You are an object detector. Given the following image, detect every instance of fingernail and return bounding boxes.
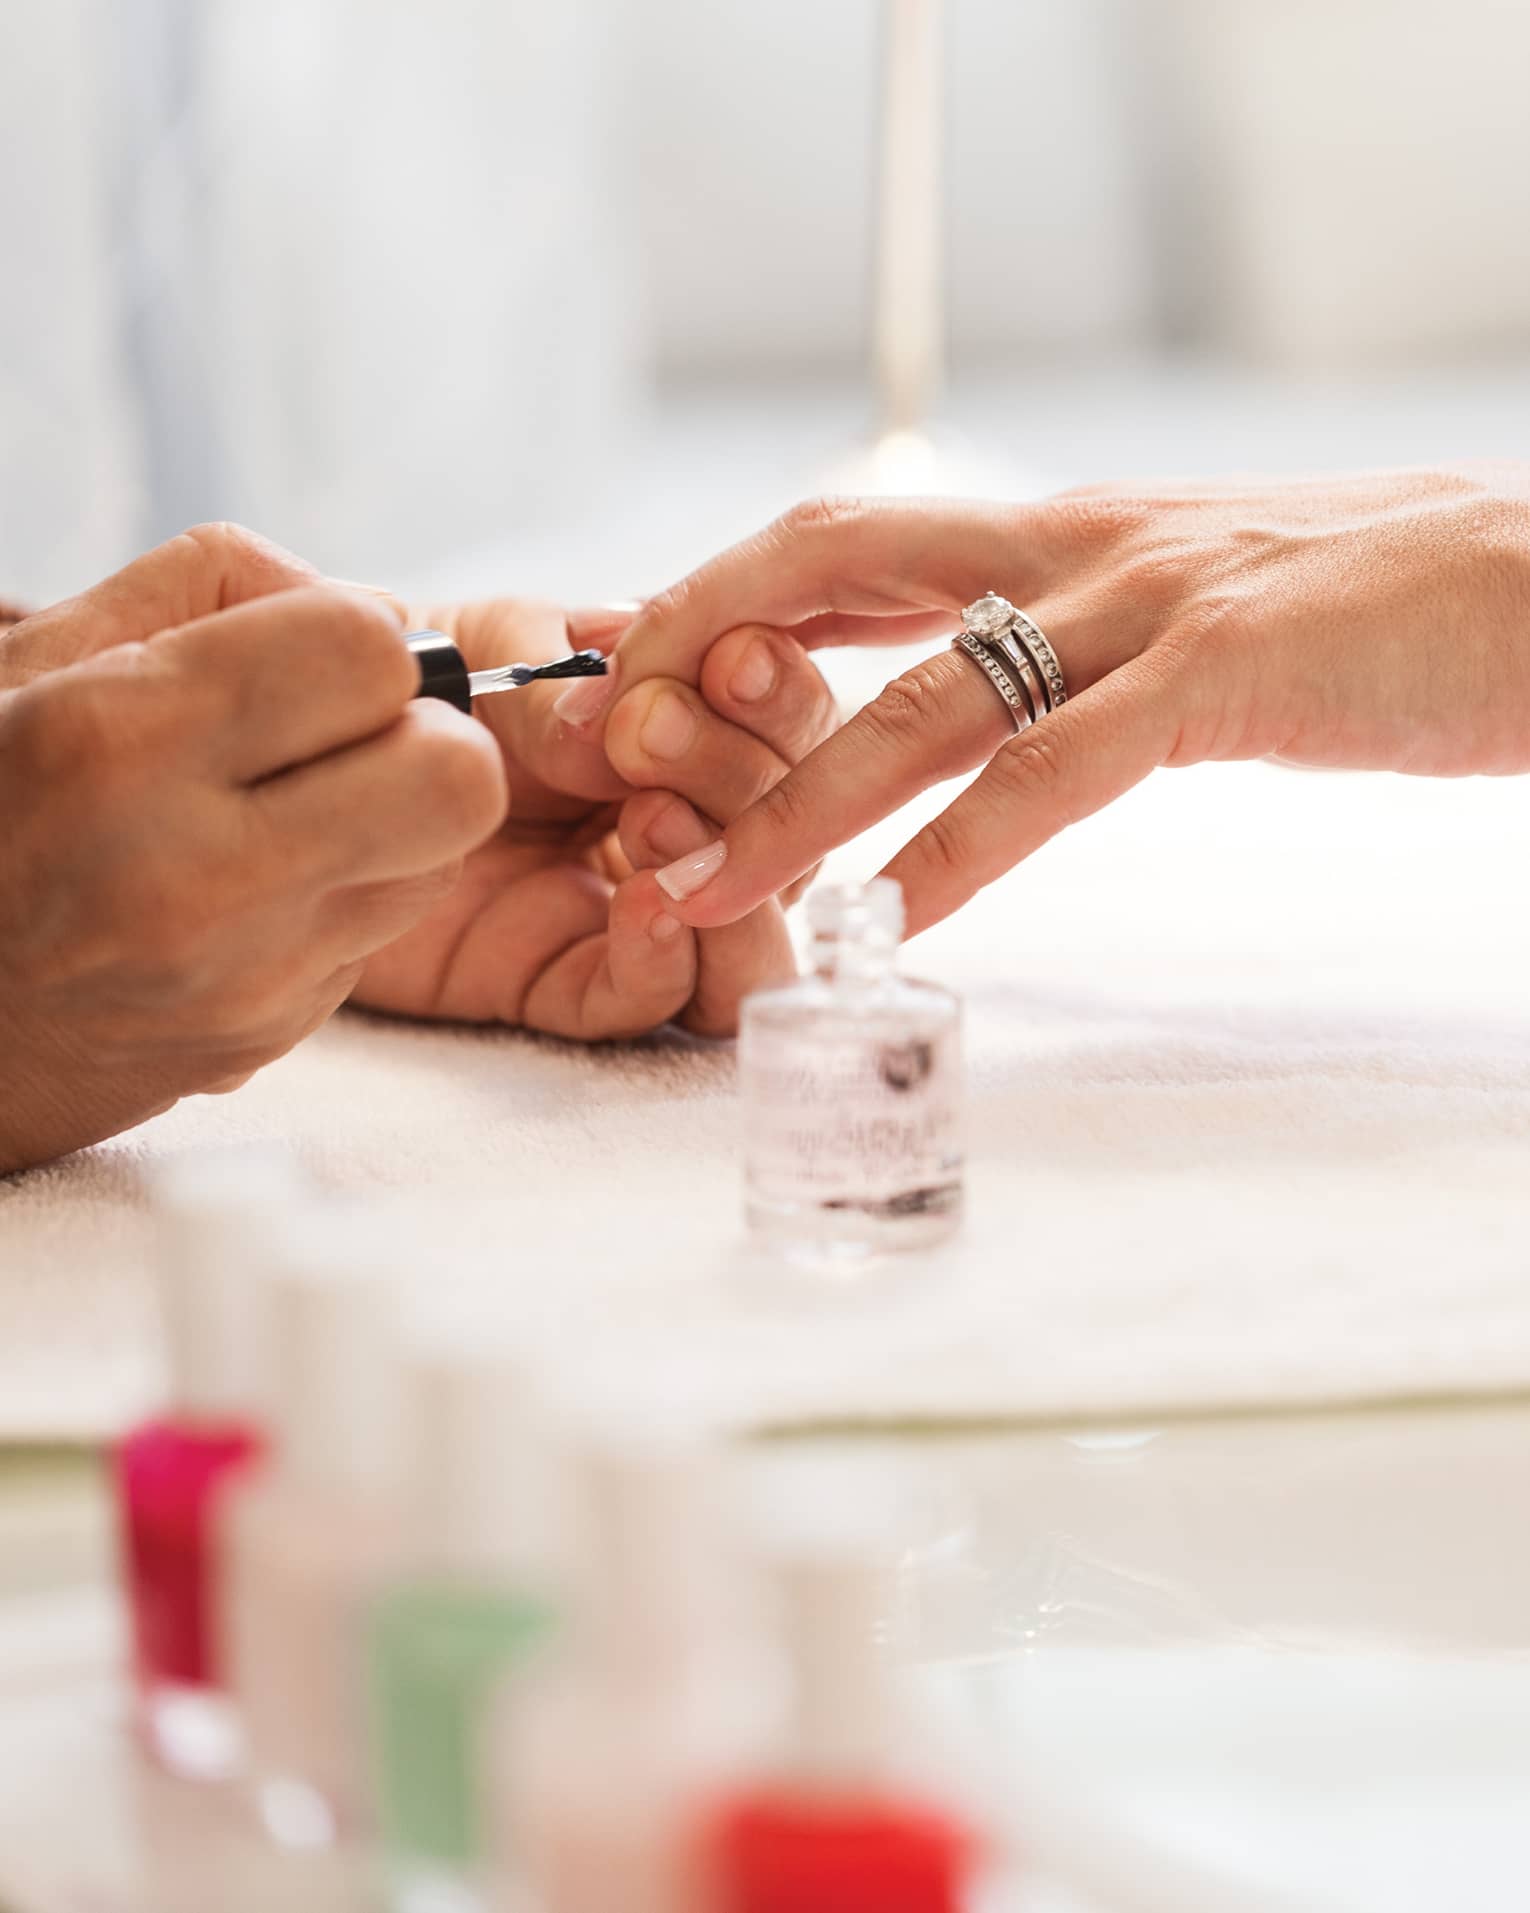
[656,839,727,902]
[727,636,778,705]
[554,673,615,727]
[639,689,699,762]
[567,601,643,645]
[646,796,710,862]
[649,910,685,944]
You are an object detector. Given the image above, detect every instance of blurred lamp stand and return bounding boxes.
[829,0,1021,498]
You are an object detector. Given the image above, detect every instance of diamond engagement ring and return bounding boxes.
[951,593,1069,732]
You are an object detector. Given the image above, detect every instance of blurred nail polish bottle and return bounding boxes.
[113,1146,301,1781]
[368,1328,560,1913]
[702,1537,977,1913]
[739,879,963,1269]
[218,1212,406,1851]
[493,1424,767,1913]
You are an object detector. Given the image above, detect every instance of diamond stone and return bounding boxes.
[963,594,1014,639]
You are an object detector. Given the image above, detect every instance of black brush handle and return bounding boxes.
[405,630,472,713]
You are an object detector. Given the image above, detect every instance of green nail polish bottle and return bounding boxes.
[367,1332,560,1911]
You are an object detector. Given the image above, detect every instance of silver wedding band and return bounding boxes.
[951,593,1069,734]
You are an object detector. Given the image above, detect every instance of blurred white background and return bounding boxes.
[3,0,1530,603]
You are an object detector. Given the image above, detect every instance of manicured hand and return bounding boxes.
[351,601,837,1039]
[555,470,1530,935]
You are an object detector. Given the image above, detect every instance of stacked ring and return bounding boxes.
[951,593,1069,732]
[1009,607,1068,712]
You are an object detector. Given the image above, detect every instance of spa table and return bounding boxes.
[2,1398,1529,1913]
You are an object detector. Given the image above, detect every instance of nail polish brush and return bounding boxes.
[405,629,608,715]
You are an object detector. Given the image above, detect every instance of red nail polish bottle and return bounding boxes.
[703,1540,978,1913]
[113,1149,300,1780]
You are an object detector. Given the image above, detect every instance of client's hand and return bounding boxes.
[556,467,1530,935]
[351,598,836,1039]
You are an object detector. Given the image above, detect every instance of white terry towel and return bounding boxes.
[2,761,1529,1441]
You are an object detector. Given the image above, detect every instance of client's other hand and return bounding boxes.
[352,599,836,1039]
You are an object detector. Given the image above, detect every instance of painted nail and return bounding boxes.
[727,636,778,704]
[645,796,710,862]
[554,672,616,727]
[649,910,685,944]
[639,689,699,761]
[655,839,727,902]
[567,601,643,645]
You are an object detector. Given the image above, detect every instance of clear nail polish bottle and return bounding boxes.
[368,1328,560,1913]
[217,1213,407,1851]
[113,1148,299,1781]
[739,879,963,1269]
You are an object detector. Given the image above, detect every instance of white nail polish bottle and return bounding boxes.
[489,1423,766,1913]
[739,879,963,1269]
[217,1211,407,1851]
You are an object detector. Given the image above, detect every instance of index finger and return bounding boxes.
[651,646,1010,927]
[5,522,321,684]
[553,494,1067,725]
[160,585,417,782]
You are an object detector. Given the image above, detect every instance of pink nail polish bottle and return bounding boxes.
[113,1148,302,1781]
[701,1536,980,1913]
[491,1424,769,1913]
[218,1212,407,1851]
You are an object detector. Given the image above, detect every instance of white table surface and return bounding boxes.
[3,1397,1530,1913]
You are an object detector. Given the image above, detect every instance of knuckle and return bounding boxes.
[915,806,974,884]
[856,655,973,776]
[984,724,1070,816]
[860,662,942,747]
[776,493,865,544]
[183,519,261,562]
[634,578,690,635]
[176,520,315,597]
[753,763,815,843]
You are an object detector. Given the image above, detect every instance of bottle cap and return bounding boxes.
[406,629,473,712]
[149,1145,307,1421]
[806,878,904,946]
[402,1318,557,1581]
[266,1207,402,1500]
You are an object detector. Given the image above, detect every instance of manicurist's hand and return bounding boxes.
[0,525,507,1173]
[556,467,1530,935]
[352,599,837,1040]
